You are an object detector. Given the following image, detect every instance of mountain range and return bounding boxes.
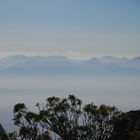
[0,55,140,75]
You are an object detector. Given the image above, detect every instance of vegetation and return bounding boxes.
[110,110,140,140]
[8,95,120,140]
[0,124,8,140]
[6,95,140,140]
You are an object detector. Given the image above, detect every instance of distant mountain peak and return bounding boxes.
[98,56,127,64]
[133,56,140,61]
[0,55,140,76]
[45,55,69,62]
[101,56,116,59]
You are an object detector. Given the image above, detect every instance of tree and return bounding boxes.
[110,110,140,140]
[9,95,120,140]
[81,104,119,140]
[0,124,8,140]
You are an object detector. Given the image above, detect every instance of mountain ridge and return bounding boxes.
[0,55,140,75]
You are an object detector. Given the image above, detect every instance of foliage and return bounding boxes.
[0,123,8,140]
[8,95,120,140]
[110,110,140,140]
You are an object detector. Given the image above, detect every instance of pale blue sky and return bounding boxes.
[0,0,140,59]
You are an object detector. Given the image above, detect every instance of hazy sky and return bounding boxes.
[0,0,140,59]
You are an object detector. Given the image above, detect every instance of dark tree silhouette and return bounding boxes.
[110,110,140,140]
[9,95,120,140]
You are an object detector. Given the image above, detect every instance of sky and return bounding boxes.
[0,0,140,59]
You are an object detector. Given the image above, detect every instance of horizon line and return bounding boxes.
[0,54,140,61]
